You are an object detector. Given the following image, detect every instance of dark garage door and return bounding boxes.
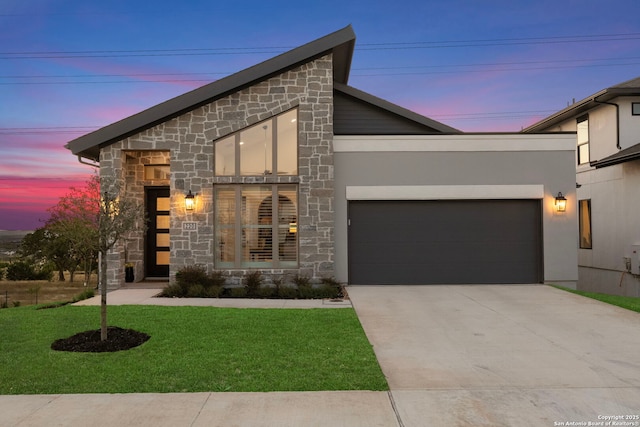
[348,200,542,285]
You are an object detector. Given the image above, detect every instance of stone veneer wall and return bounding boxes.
[99,54,335,289]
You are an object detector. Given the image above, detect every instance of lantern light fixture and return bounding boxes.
[554,192,567,212]
[185,190,195,211]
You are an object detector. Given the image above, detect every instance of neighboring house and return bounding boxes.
[66,26,578,289]
[524,77,640,297]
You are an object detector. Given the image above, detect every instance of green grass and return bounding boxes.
[552,285,640,313]
[0,305,388,394]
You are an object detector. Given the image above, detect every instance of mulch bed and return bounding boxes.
[51,327,150,353]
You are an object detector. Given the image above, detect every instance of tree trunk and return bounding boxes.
[58,269,65,281]
[100,250,108,341]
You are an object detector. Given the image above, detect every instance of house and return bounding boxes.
[66,26,578,289]
[523,77,640,297]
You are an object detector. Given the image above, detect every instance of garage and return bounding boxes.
[348,199,543,285]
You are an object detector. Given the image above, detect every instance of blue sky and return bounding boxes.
[2,0,640,229]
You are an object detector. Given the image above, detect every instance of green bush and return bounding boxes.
[229,287,247,298]
[187,284,206,298]
[244,271,263,297]
[6,260,53,281]
[159,284,183,298]
[256,286,275,298]
[277,286,299,299]
[73,288,95,302]
[321,277,344,299]
[166,265,227,298]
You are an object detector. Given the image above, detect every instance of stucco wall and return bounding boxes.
[100,54,335,288]
[333,134,579,286]
[544,97,640,296]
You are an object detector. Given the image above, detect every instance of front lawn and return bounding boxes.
[0,305,387,394]
[552,285,640,313]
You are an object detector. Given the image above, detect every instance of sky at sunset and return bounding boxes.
[2,0,640,230]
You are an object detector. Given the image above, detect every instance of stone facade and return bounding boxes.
[99,54,335,289]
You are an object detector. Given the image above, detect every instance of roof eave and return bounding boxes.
[523,85,640,133]
[67,25,357,159]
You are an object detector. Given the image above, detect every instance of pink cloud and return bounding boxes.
[0,175,91,230]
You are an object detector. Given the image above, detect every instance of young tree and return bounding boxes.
[97,177,146,340]
[46,175,100,284]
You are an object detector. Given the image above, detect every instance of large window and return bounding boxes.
[633,103,640,116]
[577,115,589,165]
[215,185,297,268]
[579,199,592,249]
[214,108,299,268]
[215,108,298,176]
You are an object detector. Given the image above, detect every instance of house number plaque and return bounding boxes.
[183,222,197,231]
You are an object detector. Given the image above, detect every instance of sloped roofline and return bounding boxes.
[66,26,356,161]
[591,141,640,168]
[523,76,640,133]
[334,83,461,133]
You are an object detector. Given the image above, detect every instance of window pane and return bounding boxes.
[578,143,590,164]
[156,215,170,229]
[277,109,298,175]
[215,136,235,176]
[240,122,272,176]
[145,165,170,180]
[579,200,592,249]
[156,233,170,248]
[278,186,297,263]
[215,187,236,266]
[156,251,170,265]
[577,118,589,144]
[242,186,273,264]
[633,103,640,115]
[156,197,170,212]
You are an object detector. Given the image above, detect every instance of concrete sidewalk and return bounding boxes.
[73,288,352,308]
[0,392,399,427]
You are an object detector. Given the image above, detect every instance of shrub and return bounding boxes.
[229,287,247,298]
[244,271,263,297]
[72,289,95,302]
[187,284,206,298]
[159,284,183,298]
[292,274,310,287]
[166,265,227,298]
[256,286,275,298]
[277,286,299,299]
[6,260,53,281]
[321,277,344,299]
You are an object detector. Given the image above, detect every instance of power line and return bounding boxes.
[1,32,639,59]
[2,55,637,80]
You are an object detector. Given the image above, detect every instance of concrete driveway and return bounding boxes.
[348,285,640,426]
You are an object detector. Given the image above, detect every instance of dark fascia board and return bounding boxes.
[523,79,640,133]
[66,26,357,161]
[592,141,640,168]
[334,83,462,134]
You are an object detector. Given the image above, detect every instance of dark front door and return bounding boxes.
[146,187,170,278]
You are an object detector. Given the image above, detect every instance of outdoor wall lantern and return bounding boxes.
[185,190,195,211]
[554,192,567,212]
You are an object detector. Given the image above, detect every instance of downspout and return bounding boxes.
[77,155,100,168]
[594,96,620,149]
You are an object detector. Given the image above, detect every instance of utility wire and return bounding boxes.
[1,32,639,59]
